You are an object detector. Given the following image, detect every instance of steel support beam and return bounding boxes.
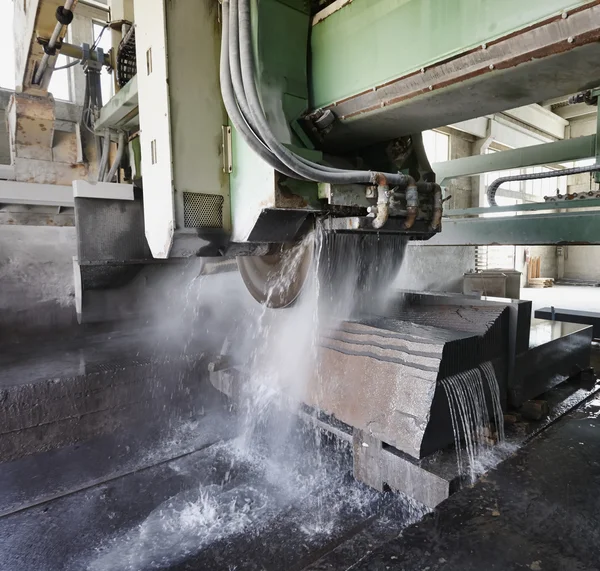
[424,211,600,246]
[444,198,600,217]
[0,180,73,207]
[95,75,139,131]
[434,136,596,184]
[313,1,600,150]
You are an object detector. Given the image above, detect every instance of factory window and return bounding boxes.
[422,130,450,163]
[48,53,73,101]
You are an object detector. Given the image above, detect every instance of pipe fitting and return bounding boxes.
[430,184,443,231]
[403,184,419,229]
[372,184,390,229]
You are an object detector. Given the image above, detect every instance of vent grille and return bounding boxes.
[183,192,224,228]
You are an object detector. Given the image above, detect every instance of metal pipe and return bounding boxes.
[34,0,76,85]
[97,130,111,182]
[430,184,443,230]
[104,131,125,182]
[57,42,111,66]
[372,178,390,229]
[402,183,419,229]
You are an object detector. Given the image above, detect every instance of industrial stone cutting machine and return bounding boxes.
[12,0,600,310]
[8,0,600,503]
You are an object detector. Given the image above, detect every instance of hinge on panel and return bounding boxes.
[222,125,232,174]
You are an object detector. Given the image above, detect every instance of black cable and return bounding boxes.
[487,163,600,206]
[92,23,110,50]
[53,58,80,71]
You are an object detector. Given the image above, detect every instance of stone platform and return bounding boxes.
[0,326,212,462]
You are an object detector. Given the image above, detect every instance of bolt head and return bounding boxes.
[562,11,568,19]
[568,36,574,43]
[489,64,495,70]
[481,43,487,50]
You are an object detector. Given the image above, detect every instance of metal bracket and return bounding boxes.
[221,125,232,173]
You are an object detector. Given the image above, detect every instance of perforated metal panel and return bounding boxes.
[183,192,224,228]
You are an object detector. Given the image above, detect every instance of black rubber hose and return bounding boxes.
[229,0,338,178]
[220,0,299,178]
[487,163,600,206]
[230,1,350,180]
[227,0,301,177]
[237,0,410,186]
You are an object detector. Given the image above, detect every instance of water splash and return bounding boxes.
[441,361,505,482]
[88,435,429,571]
[89,226,419,570]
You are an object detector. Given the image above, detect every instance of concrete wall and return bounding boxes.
[395,244,476,294]
[563,246,600,282]
[0,225,77,337]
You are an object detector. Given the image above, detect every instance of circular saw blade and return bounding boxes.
[237,242,313,308]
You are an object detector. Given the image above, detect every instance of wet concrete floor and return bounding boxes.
[1,341,600,570]
[2,390,600,570]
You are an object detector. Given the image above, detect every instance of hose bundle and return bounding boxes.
[219,0,411,187]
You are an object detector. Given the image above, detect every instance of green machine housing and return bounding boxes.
[106,0,600,305]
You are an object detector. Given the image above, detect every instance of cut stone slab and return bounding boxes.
[308,318,484,459]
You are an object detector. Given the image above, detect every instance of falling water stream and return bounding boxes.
[441,361,506,482]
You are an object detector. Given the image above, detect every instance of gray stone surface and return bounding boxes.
[0,225,77,338]
[0,327,210,462]
[353,430,450,509]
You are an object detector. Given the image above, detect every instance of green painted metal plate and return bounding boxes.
[434,136,597,183]
[425,211,600,246]
[311,0,589,108]
[444,198,600,217]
